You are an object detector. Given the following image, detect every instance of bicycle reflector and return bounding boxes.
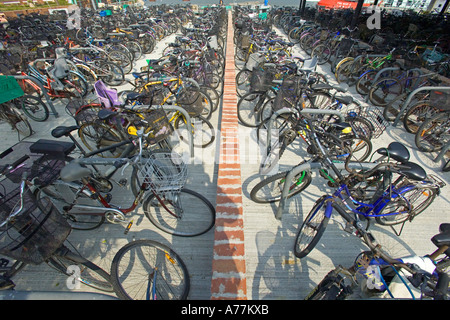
[342,127,352,134]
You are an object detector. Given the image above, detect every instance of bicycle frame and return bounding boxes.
[323,181,416,222]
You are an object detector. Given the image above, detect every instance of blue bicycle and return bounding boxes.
[294,118,445,259]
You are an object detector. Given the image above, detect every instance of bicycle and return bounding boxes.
[36,129,215,236]
[133,75,215,148]
[0,153,113,293]
[19,60,88,102]
[293,119,445,258]
[305,223,449,300]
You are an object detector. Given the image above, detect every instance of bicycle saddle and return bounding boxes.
[335,95,353,105]
[431,228,450,251]
[310,83,348,93]
[440,223,450,233]
[376,142,410,163]
[51,125,80,138]
[98,109,118,121]
[60,162,91,182]
[397,161,427,181]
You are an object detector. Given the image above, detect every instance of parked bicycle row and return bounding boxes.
[0,5,227,300]
[271,6,450,170]
[233,6,449,300]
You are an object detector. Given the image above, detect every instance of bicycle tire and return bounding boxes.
[107,50,133,74]
[78,121,124,157]
[415,112,450,152]
[237,92,271,127]
[20,95,49,122]
[375,185,437,226]
[48,249,113,292]
[334,57,354,80]
[97,61,125,87]
[311,44,332,65]
[355,70,377,96]
[250,170,312,203]
[403,101,441,134]
[36,182,106,230]
[369,77,403,107]
[142,188,215,237]
[174,115,215,148]
[236,69,252,98]
[335,60,356,84]
[7,103,33,137]
[294,196,330,259]
[110,240,190,300]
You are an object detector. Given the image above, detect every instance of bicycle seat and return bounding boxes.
[60,162,92,182]
[51,125,80,138]
[376,142,410,163]
[397,161,427,181]
[125,92,146,102]
[335,95,353,105]
[440,223,450,233]
[30,139,75,157]
[431,229,450,250]
[98,109,118,121]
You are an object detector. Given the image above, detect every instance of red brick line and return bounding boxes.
[211,11,247,300]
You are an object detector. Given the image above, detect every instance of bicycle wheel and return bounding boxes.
[48,247,113,292]
[311,44,332,65]
[142,188,215,237]
[250,170,312,203]
[107,50,133,74]
[335,60,354,84]
[369,77,403,106]
[356,70,377,96]
[174,115,215,148]
[19,95,49,122]
[78,121,124,157]
[341,135,372,162]
[382,93,408,122]
[6,102,33,137]
[415,112,450,152]
[294,196,330,259]
[237,92,271,127]
[236,69,252,98]
[404,101,441,134]
[36,182,106,230]
[110,240,190,300]
[375,185,437,226]
[96,61,125,87]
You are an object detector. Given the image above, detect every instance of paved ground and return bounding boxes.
[0,14,449,300]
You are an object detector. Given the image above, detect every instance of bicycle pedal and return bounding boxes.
[118,178,127,187]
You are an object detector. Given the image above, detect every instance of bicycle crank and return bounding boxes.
[105,210,127,224]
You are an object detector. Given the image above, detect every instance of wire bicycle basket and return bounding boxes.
[136,151,188,195]
[0,180,71,265]
[140,106,173,145]
[273,76,300,112]
[250,63,276,92]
